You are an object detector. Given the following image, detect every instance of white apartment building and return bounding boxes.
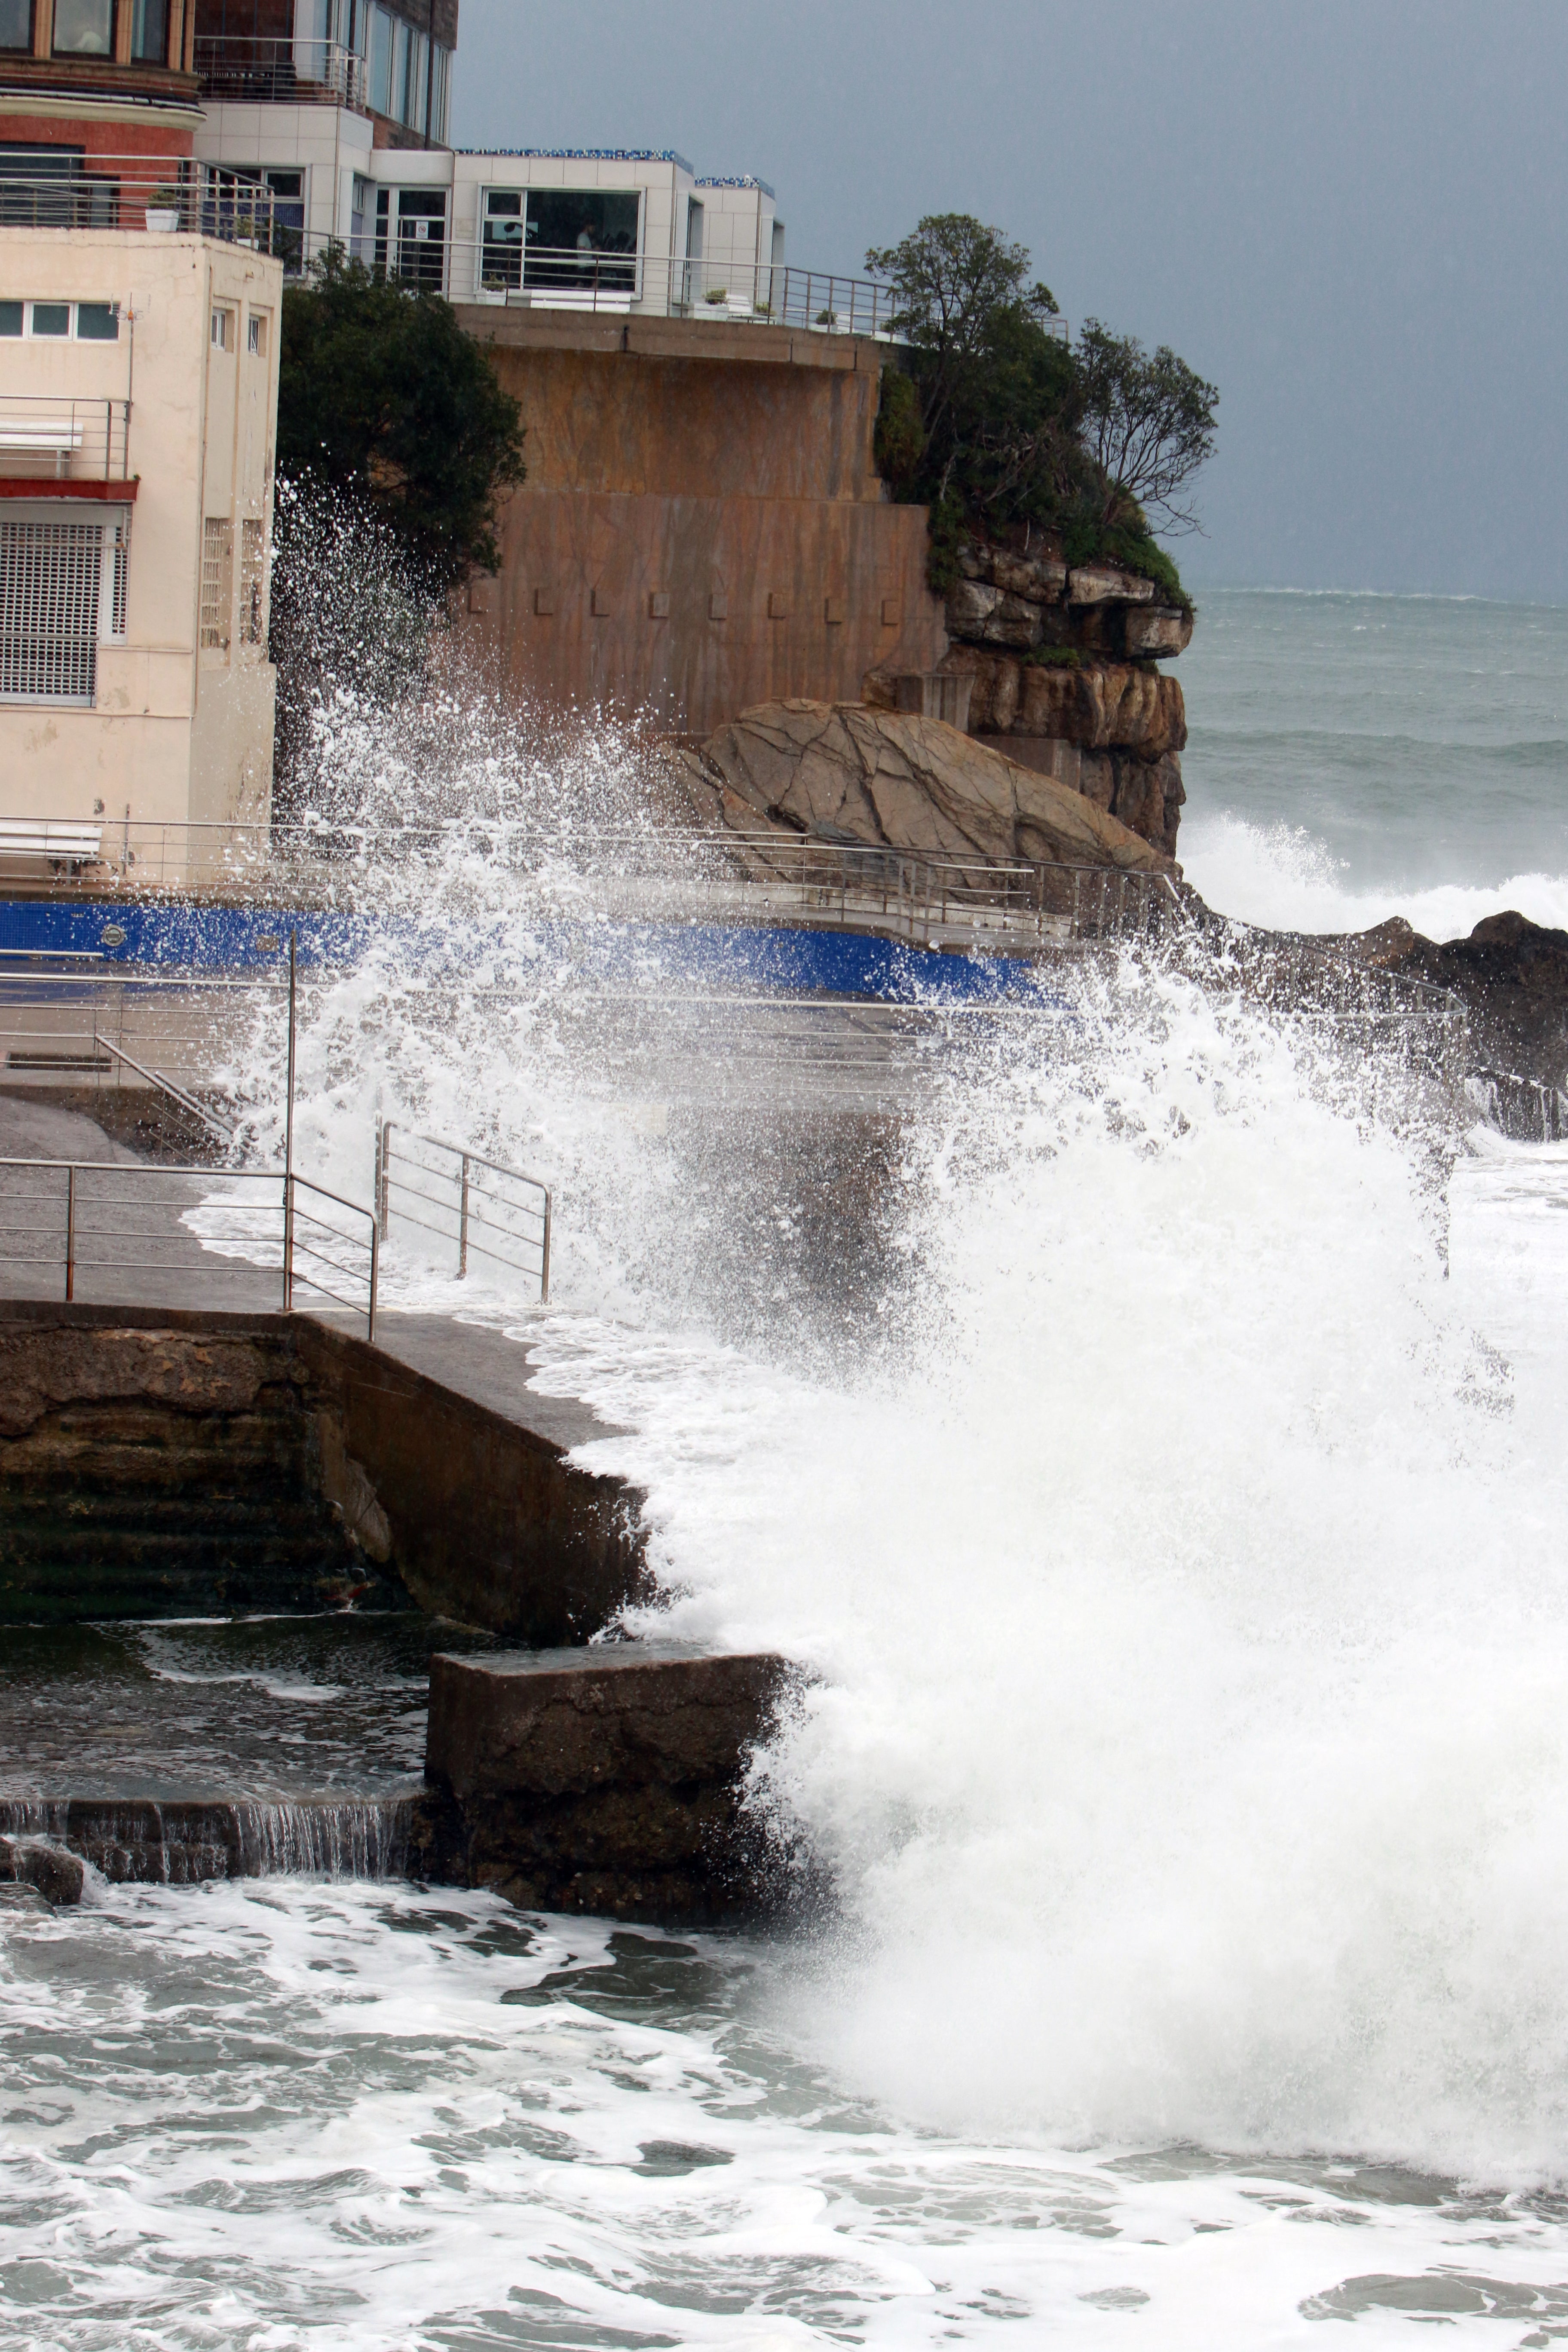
[192,104,786,319]
[0,230,282,853]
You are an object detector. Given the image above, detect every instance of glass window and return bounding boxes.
[391,17,408,119]
[31,301,70,336]
[76,301,118,340]
[394,187,444,288]
[0,301,21,336]
[408,29,427,132]
[429,43,449,144]
[0,0,31,52]
[52,0,113,53]
[130,0,165,61]
[368,3,390,113]
[481,188,523,290]
[524,191,640,292]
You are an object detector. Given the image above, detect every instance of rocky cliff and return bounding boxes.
[665,700,1173,877]
[876,531,1194,862]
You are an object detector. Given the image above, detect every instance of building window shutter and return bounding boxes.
[200,516,233,652]
[239,518,267,646]
[0,518,103,702]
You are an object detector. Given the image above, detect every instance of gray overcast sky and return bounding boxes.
[451,1,1568,602]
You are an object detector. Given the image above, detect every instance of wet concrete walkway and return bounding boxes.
[0,1093,622,1457]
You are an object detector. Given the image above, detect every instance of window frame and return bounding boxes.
[51,0,115,58]
[0,300,121,341]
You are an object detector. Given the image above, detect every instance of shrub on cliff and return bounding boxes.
[277,246,526,596]
[867,215,1215,600]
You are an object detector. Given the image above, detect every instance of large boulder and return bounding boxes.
[665,700,1174,874]
[1348,910,1568,1093]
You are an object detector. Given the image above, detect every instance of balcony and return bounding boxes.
[193,35,365,109]
[0,153,293,260]
[0,398,133,497]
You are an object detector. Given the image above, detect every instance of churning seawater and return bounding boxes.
[1178,588,1568,936]
[6,594,1568,2350]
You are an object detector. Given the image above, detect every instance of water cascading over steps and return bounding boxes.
[0,1795,415,1883]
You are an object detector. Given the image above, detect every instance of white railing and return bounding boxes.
[0,817,1180,951]
[0,1157,377,1335]
[0,152,284,248]
[0,397,130,483]
[376,1122,550,1302]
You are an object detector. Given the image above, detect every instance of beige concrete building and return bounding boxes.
[0,227,282,857]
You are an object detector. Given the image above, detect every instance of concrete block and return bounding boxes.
[426,1645,797,1925]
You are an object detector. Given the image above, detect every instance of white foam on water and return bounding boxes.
[1179,808,1568,938]
[10,1877,1568,2350]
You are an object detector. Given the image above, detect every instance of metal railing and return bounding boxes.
[0,153,284,248]
[376,1121,550,1302]
[91,1028,235,1143]
[0,1157,378,1335]
[0,396,130,482]
[0,816,1179,951]
[195,34,367,107]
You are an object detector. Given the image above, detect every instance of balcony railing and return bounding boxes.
[194,34,366,107]
[0,153,285,250]
[0,396,130,481]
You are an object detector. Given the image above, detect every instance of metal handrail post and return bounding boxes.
[64,1164,75,1301]
[540,1189,551,1305]
[367,1217,378,1342]
[282,929,296,1311]
[458,1152,470,1277]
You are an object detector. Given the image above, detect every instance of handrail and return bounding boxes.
[0,1156,378,1335]
[91,1029,234,1145]
[376,1120,550,1302]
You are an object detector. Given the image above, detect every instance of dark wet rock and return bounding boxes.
[0,1835,84,1906]
[1346,910,1568,1093]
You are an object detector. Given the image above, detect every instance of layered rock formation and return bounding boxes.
[920,533,1193,860]
[665,699,1173,876]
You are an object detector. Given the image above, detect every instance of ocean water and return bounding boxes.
[1177,589,1568,937]
[5,595,1568,2350]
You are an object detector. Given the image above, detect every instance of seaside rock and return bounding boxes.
[990,548,1068,602]
[945,578,1001,636]
[1015,662,1187,756]
[665,700,1173,873]
[1124,606,1195,658]
[0,1835,84,1906]
[1349,910,1568,1090]
[1110,753,1185,859]
[1067,564,1156,605]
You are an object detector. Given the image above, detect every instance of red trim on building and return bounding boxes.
[0,478,139,500]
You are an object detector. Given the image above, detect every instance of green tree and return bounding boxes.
[866,214,1086,532]
[1075,320,1219,536]
[865,214,1216,597]
[277,246,526,593]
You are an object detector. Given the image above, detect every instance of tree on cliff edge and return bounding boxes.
[866,215,1087,533]
[867,214,1216,592]
[277,247,526,595]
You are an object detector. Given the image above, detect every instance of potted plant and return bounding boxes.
[704,285,729,306]
[145,187,182,231]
